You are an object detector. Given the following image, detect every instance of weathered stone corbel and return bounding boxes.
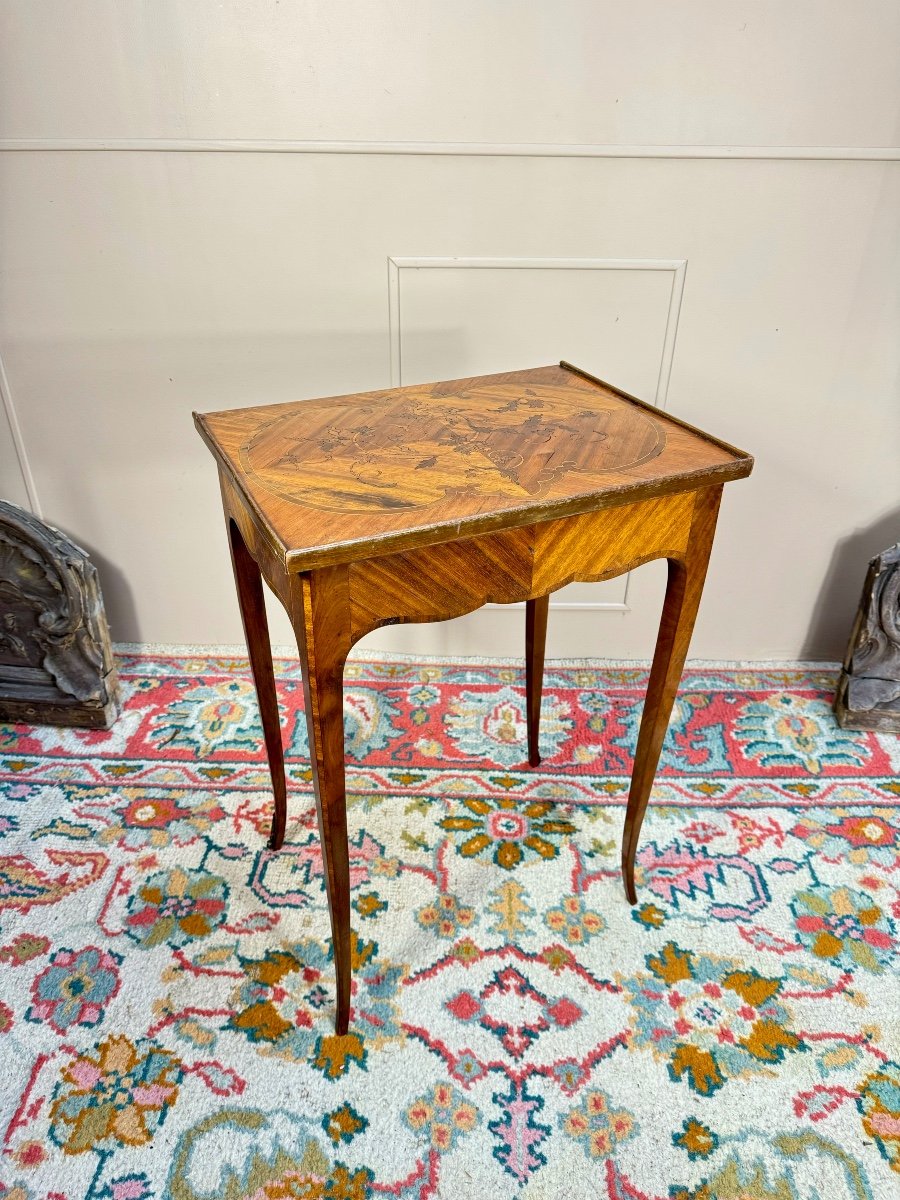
[834,542,900,733]
[0,500,120,727]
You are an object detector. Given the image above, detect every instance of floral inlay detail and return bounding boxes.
[440,795,575,870]
[622,942,804,1095]
[125,867,229,949]
[28,946,122,1032]
[561,1089,637,1159]
[791,883,896,975]
[405,1083,479,1152]
[49,1035,181,1154]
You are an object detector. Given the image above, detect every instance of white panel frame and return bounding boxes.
[0,348,42,515]
[386,255,687,613]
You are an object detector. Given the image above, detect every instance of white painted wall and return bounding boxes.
[1,3,898,661]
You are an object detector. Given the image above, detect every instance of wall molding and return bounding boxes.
[0,348,42,516]
[387,255,687,614]
[0,139,898,161]
[387,255,686,403]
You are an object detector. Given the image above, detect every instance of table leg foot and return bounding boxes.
[226,517,288,852]
[526,595,549,767]
[621,487,722,903]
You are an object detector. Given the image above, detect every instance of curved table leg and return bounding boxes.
[622,487,723,903]
[226,517,288,851]
[292,567,353,1035]
[526,595,549,767]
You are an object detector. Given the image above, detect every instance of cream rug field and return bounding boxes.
[0,652,898,1199]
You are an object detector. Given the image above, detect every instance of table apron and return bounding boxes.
[345,488,699,645]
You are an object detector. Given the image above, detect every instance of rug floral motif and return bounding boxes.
[0,653,899,1200]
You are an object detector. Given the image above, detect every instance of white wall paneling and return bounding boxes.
[1,4,898,660]
[0,349,40,514]
[387,256,686,614]
[3,2,900,148]
[1,151,898,659]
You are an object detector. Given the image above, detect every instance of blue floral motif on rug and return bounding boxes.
[0,654,898,1199]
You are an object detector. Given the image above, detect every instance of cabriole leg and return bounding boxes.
[226,517,288,851]
[622,487,723,903]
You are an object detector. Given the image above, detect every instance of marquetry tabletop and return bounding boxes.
[194,362,751,571]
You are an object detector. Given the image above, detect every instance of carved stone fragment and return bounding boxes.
[834,542,900,733]
[0,500,120,728]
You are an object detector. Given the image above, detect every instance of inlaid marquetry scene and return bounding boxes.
[196,364,751,571]
[238,381,666,514]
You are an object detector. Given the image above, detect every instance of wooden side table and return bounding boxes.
[195,362,753,1033]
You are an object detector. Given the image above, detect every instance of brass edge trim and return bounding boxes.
[559,360,755,468]
[193,412,291,569]
[282,473,740,573]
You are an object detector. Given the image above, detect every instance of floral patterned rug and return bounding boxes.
[1,652,899,1200]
